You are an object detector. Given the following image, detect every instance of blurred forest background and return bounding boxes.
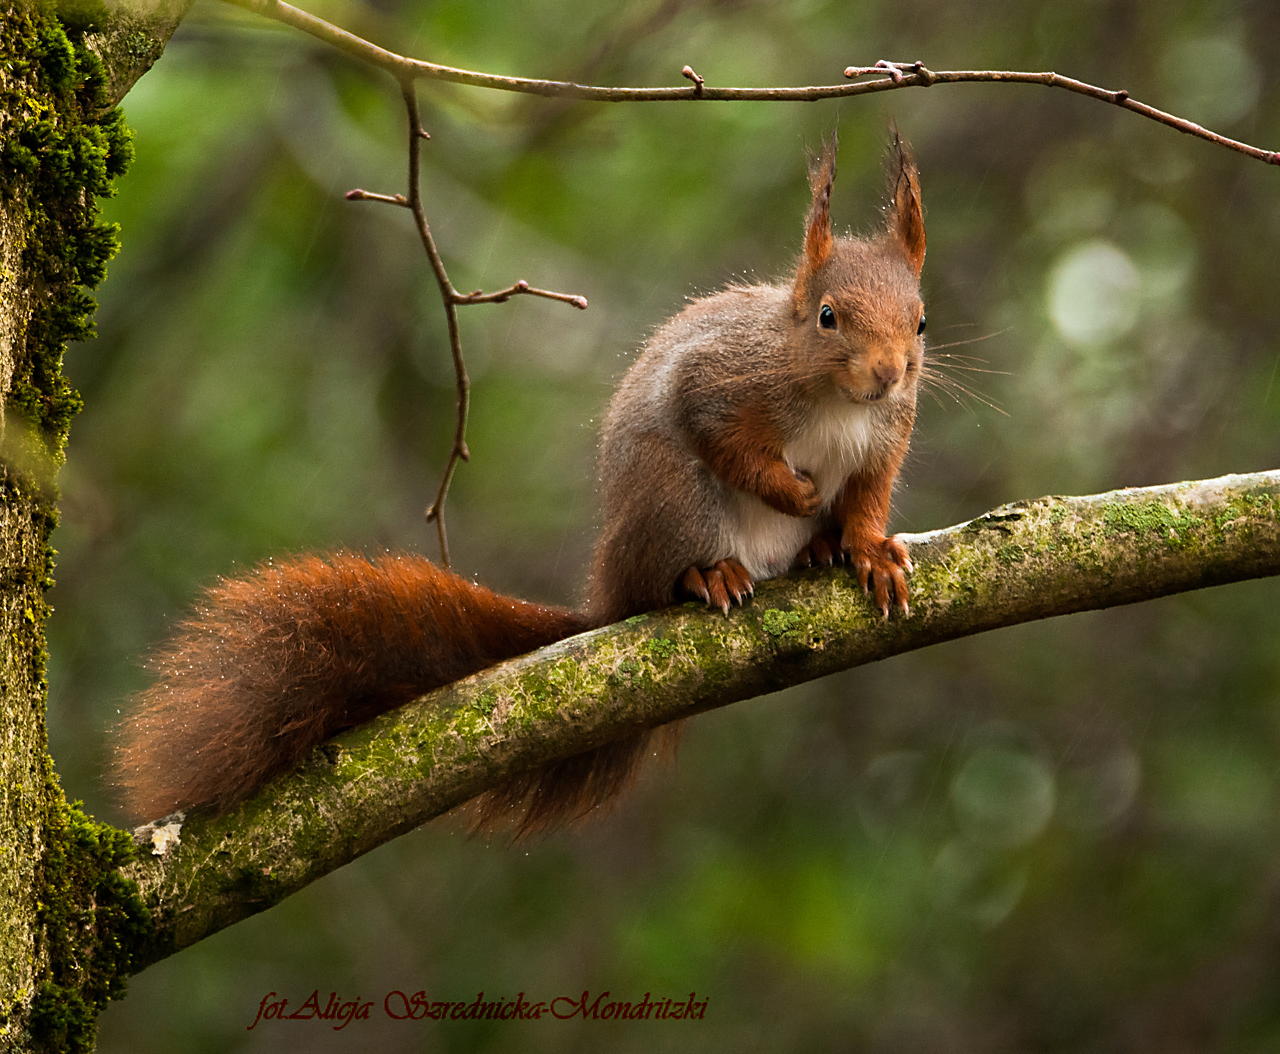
[45,0,1280,1049]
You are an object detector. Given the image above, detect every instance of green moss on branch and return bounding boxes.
[29,798,149,1054]
[121,470,1280,970]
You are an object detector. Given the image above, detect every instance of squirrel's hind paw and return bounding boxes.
[793,530,849,569]
[848,535,911,618]
[681,559,754,615]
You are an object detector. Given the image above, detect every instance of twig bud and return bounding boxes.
[873,59,905,84]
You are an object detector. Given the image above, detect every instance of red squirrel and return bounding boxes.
[113,131,926,835]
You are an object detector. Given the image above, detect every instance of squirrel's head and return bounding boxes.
[792,129,926,405]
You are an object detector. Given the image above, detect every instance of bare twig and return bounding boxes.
[351,83,587,566]
[395,83,467,566]
[844,61,1279,166]
[223,0,1280,166]
[345,188,406,206]
[455,280,588,309]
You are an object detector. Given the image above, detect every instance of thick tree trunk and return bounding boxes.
[0,4,188,1051]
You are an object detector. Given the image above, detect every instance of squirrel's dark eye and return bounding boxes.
[916,313,927,336]
[819,304,837,330]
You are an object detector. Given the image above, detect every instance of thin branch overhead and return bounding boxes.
[226,0,1280,166]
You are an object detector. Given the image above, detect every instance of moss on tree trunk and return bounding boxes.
[0,2,187,1050]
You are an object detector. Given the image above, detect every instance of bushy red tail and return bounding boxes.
[113,552,589,824]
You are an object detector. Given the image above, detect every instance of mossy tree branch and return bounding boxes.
[123,468,1280,971]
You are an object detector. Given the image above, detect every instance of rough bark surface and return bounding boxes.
[84,0,193,106]
[0,473,55,1052]
[0,3,189,1051]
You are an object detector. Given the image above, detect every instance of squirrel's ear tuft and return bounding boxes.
[887,126,925,276]
[794,131,837,313]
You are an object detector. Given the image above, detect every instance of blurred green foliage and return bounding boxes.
[43,0,1280,1049]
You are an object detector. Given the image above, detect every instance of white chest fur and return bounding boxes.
[720,397,879,580]
[782,395,878,500]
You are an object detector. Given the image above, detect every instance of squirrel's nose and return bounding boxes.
[872,358,904,389]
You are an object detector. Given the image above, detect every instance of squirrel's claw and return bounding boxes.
[794,530,848,569]
[715,558,754,601]
[681,565,712,605]
[706,570,732,614]
[681,559,754,615]
[848,534,912,618]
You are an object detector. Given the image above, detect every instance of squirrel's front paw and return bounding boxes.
[763,469,823,518]
[681,558,755,615]
[844,533,912,617]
